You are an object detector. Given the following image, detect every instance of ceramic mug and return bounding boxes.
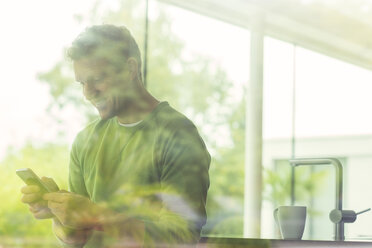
[274,206,306,240]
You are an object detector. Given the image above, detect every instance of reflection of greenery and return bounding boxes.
[99,184,196,246]
[38,0,245,238]
[0,143,68,244]
[2,0,246,240]
[263,160,329,207]
[207,216,243,238]
[203,100,245,236]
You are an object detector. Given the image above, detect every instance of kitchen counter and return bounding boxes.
[198,237,372,248]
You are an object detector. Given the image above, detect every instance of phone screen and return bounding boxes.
[16,168,52,193]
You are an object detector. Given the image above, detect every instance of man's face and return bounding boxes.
[73,58,131,120]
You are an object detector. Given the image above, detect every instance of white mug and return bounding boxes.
[274,206,307,240]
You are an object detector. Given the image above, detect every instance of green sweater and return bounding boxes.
[66,102,210,247]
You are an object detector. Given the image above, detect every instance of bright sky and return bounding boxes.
[1,0,372,160]
[0,0,90,158]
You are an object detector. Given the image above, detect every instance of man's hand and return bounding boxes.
[44,191,102,230]
[21,177,59,219]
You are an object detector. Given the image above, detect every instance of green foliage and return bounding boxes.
[37,58,97,123]
[207,215,244,238]
[203,100,245,236]
[2,0,332,241]
[1,0,334,243]
[0,143,69,238]
[263,160,329,207]
[28,0,247,239]
[35,0,246,237]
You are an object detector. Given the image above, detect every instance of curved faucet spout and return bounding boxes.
[289,158,344,241]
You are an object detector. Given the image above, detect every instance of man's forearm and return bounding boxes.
[52,205,145,247]
[99,212,146,245]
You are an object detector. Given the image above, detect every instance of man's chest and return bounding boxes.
[81,130,162,202]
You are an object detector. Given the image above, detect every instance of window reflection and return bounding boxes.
[2,0,372,245]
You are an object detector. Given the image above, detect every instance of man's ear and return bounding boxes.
[127,57,139,79]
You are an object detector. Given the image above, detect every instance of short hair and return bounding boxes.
[68,25,142,79]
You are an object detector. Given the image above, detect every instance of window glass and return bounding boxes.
[263,37,372,240]
[295,47,372,240]
[148,1,249,237]
[0,0,147,244]
[148,1,250,237]
[3,0,372,244]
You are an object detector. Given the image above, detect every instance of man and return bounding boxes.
[21,25,210,247]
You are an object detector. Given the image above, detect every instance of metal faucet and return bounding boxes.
[289,158,370,241]
[289,158,344,241]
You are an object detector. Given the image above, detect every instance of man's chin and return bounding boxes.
[98,111,114,120]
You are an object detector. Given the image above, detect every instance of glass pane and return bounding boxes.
[295,46,372,240]
[0,0,147,245]
[149,1,250,237]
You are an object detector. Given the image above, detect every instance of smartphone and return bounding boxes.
[16,168,52,193]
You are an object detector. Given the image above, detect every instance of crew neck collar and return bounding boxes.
[117,119,143,127]
[114,101,168,130]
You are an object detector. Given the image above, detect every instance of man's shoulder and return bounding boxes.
[154,102,196,131]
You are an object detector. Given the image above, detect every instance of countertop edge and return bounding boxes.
[198,237,372,248]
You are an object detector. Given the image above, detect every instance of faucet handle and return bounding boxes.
[356,208,371,216]
[330,208,371,224]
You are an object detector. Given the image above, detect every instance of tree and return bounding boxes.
[36,0,245,238]
[0,143,69,242]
